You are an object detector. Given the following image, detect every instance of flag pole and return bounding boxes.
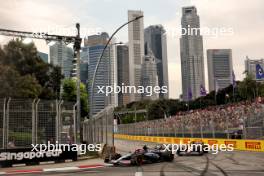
[232,70,236,102]
[233,85,235,102]
[215,79,218,105]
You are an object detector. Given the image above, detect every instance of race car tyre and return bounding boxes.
[165,153,174,162]
[168,154,174,161]
[177,150,183,156]
[203,149,209,154]
[198,150,204,156]
[135,155,144,166]
[161,152,174,161]
[104,158,110,163]
[111,153,122,160]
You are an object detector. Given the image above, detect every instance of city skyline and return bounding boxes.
[0,0,264,99]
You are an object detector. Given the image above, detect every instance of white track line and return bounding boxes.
[135,172,143,176]
[43,166,79,172]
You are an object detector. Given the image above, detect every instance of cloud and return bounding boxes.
[0,0,263,99]
[190,0,264,80]
[164,0,264,98]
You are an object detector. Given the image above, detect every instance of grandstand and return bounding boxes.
[116,98,264,139]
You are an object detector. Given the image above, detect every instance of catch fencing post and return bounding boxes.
[56,100,63,143]
[31,99,36,145]
[73,103,77,144]
[174,124,177,137]
[200,118,203,138]
[35,99,40,144]
[225,115,230,139]
[32,99,40,145]
[5,98,11,148]
[112,109,114,146]
[212,120,215,138]
[106,108,108,145]
[263,108,264,136]
[101,115,103,143]
[55,100,59,142]
[162,124,165,137]
[181,117,185,137]
[190,122,194,138]
[59,100,63,143]
[94,118,96,143]
[243,119,247,139]
[2,98,6,149]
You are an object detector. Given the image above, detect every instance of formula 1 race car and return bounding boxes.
[176,141,208,156]
[106,145,174,166]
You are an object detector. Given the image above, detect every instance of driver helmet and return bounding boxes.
[143,145,148,150]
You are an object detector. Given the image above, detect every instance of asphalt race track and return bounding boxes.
[18,139,264,176]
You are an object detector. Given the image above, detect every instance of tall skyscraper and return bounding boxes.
[144,25,169,99]
[80,47,89,85]
[180,6,205,101]
[245,56,264,82]
[128,10,144,102]
[142,51,159,100]
[37,52,48,63]
[207,49,233,92]
[84,33,117,117]
[116,45,130,106]
[49,42,74,78]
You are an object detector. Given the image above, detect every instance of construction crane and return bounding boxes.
[0,27,81,45]
[0,24,82,143]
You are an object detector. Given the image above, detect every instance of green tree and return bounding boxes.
[48,66,64,99]
[0,39,63,99]
[238,74,258,100]
[0,65,42,98]
[62,79,89,119]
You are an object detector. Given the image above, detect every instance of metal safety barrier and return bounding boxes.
[0,98,76,149]
[83,106,114,147]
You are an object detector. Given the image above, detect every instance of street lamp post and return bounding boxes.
[90,16,143,117]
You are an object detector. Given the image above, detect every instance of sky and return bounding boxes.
[0,0,263,99]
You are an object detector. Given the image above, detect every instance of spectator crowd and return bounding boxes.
[118,98,264,137]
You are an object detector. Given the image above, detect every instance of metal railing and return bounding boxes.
[83,106,114,146]
[0,98,76,149]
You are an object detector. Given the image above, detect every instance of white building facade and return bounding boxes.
[207,49,233,92]
[180,6,205,100]
[128,10,145,102]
